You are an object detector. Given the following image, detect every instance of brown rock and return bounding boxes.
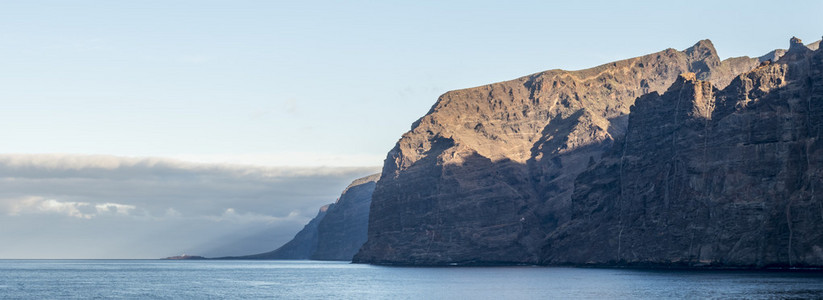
[545,44,823,268]
[354,40,760,265]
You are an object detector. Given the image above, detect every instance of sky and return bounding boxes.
[1,0,822,258]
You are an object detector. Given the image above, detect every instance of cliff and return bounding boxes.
[235,174,379,260]
[354,40,761,265]
[544,38,823,268]
[312,173,380,260]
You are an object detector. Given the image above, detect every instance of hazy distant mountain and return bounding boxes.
[233,174,378,260]
[234,204,330,259]
[312,174,380,260]
[353,36,823,268]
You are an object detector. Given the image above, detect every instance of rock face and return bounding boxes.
[312,173,380,260]
[544,41,823,268]
[757,39,820,62]
[238,174,379,260]
[354,40,761,265]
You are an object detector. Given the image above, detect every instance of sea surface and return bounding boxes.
[1,260,822,299]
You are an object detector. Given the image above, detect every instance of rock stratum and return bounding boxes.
[546,39,823,268]
[353,37,823,268]
[234,174,378,260]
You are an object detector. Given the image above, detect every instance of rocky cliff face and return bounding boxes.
[312,173,380,260]
[544,38,823,268]
[237,174,378,260]
[354,40,761,265]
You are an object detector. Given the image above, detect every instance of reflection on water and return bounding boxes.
[1,260,822,299]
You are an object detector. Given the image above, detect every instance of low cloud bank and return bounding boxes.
[0,154,379,259]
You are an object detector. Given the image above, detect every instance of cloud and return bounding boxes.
[3,196,94,219]
[164,207,182,218]
[2,196,142,220]
[0,154,380,259]
[208,208,303,224]
[171,153,385,168]
[95,202,137,216]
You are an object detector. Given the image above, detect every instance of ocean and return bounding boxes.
[1,260,822,299]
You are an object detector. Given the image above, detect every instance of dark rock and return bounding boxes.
[163,254,206,260]
[782,37,813,62]
[544,45,823,268]
[312,174,380,260]
[354,40,760,265]
[790,37,807,51]
[757,38,820,62]
[759,49,787,63]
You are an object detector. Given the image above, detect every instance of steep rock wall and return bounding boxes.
[312,174,379,260]
[355,40,760,265]
[545,40,823,268]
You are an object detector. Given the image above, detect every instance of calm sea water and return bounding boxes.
[1,260,822,299]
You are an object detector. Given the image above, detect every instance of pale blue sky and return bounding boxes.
[2,0,822,166]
